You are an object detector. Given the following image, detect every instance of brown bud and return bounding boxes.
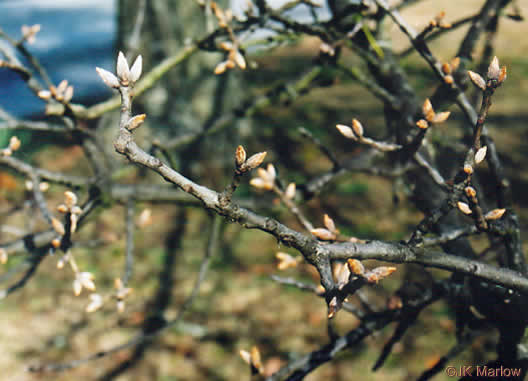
[323,214,336,233]
[284,182,296,200]
[468,71,486,90]
[432,111,451,124]
[475,146,487,164]
[51,238,61,249]
[250,346,263,373]
[351,119,364,138]
[276,252,299,270]
[485,208,506,221]
[441,62,451,75]
[310,228,336,241]
[239,350,251,365]
[457,201,472,215]
[235,145,246,167]
[464,186,476,198]
[498,66,507,84]
[365,266,397,283]
[232,50,246,70]
[336,124,356,140]
[450,57,460,71]
[487,56,500,80]
[51,217,66,236]
[463,164,473,175]
[422,99,435,122]
[125,114,147,131]
[347,259,365,275]
[64,191,78,208]
[416,119,429,129]
[214,60,229,75]
[245,151,267,170]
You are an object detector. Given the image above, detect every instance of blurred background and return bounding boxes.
[0,1,527,380]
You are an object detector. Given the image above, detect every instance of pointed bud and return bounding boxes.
[219,41,234,51]
[365,266,397,283]
[137,208,152,228]
[250,347,263,373]
[457,201,472,215]
[351,119,364,138]
[235,145,246,167]
[276,252,299,270]
[116,51,130,83]
[214,60,229,75]
[485,208,506,221]
[468,71,486,90]
[487,56,500,80]
[38,90,52,100]
[245,151,267,170]
[63,85,74,103]
[71,206,82,215]
[125,114,147,131]
[498,66,507,84]
[328,296,338,319]
[249,177,269,190]
[240,350,251,365]
[114,277,124,290]
[475,146,487,164]
[284,182,296,200]
[9,136,21,151]
[323,214,336,233]
[129,55,143,83]
[70,214,78,233]
[232,50,246,69]
[422,99,435,122]
[57,80,68,95]
[336,124,356,140]
[96,67,120,88]
[336,262,351,289]
[432,111,450,124]
[51,217,66,236]
[86,293,103,313]
[347,259,365,275]
[450,57,460,71]
[73,279,82,296]
[64,191,78,208]
[310,228,336,241]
